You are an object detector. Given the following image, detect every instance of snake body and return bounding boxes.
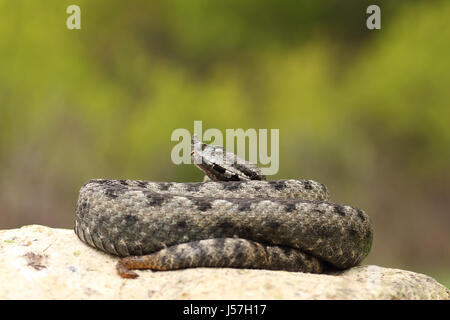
[75,136,373,278]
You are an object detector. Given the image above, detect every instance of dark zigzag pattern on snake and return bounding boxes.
[75,178,373,275]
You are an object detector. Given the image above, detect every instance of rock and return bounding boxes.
[0,225,448,300]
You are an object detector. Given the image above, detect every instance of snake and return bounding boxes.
[74,135,373,278]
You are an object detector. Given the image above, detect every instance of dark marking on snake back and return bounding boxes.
[269,180,287,191]
[334,205,346,217]
[137,181,148,188]
[177,221,187,229]
[105,188,118,199]
[215,238,226,252]
[238,201,252,212]
[78,201,90,218]
[232,240,246,262]
[357,209,366,221]
[159,183,172,191]
[303,181,313,190]
[315,224,332,238]
[193,199,212,211]
[217,221,233,231]
[91,179,109,185]
[124,214,138,224]
[223,182,242,191]
[186,183,202,192]
[146,193,166,206]
[349,227,359,238]
[284,203,296,212]
[267,221,281,229]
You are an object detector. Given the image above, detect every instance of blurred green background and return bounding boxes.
[0,1,449,287]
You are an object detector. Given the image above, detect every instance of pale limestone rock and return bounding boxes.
[0,225,448,300]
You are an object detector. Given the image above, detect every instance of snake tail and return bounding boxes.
[116,238,324,278]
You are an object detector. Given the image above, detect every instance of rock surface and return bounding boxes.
[0,225,448,300]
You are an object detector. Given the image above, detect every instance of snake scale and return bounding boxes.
[75,135,373,278]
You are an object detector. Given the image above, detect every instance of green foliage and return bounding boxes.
[0,1,448,278]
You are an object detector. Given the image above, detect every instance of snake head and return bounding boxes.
[191,134,266,182]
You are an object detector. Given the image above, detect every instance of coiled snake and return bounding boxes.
[75,136,373,278]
